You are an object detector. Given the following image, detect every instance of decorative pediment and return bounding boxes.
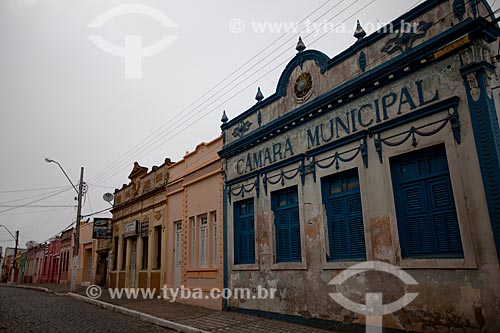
[276,49,329,97]
[128,162,148,181]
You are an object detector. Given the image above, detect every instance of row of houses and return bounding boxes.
[109,137,223,308]
[11,1,500,331]
[1,222,105,287]
[3,138,224,310]
[1,247,25,283]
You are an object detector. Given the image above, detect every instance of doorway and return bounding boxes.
[174,222,182,289]
[130,238,137,288]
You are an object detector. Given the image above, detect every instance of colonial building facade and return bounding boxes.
[110,160,170,290]
[108,138,223,308]
[76,222,98,285]
[165,137,223,309]
[58,228,73,285]
[219,0,500,331]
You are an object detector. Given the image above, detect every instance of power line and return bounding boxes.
[0,208,68,217]
[86,182,116,189]
[0,205,75,208]
[99,0,378,182]
[102,0,464,185]
[87,0,336,185]
[19,0,483,247]
[87,0,359,186]
[0,187,73,214]
[0,185,70,193]
[0,186,72,205]
[86,0,335,185]
[89,0,367,186]
[81,207,112,218]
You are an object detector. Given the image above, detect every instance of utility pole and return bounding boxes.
[45,158,84,292]
[10,230,19,283]
[1,225,19,284]
[70,167,84,292]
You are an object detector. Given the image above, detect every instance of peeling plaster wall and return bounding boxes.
[222,1,500,331]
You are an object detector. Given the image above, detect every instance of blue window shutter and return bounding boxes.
[429,178,463,255]
[391,144,463,259]
[234,200,256,265]
[290,207,302,261]
[347,193,365,258]
[327,197,349,259]
[234,207,241,264]
[247,215,255,263]
[327,194,366,260]
[272,187,302,263]
[401,183,434,257]
[323,169,366,261]
[275,211,290,262]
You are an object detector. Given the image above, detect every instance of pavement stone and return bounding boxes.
[0,285,175,332]
[7,283,338,333]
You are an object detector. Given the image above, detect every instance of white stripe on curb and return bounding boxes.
[67,293,211,333]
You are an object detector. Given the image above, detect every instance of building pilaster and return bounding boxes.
[460,40,500,260]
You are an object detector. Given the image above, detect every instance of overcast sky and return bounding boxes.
[1,0,498,252]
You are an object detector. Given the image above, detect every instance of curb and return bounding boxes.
[4,284,50,293]
[67,293,210,333]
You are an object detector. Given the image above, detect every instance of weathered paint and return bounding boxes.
[165,137,224,310]
[110,160,170,290]
[220,1,500,331]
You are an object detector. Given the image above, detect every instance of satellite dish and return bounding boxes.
[26,240,38,249]
[103,192,114,203]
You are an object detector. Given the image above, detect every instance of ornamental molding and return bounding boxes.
[232,120,252,138]
[381,21,432,55]
[466,73,481,101]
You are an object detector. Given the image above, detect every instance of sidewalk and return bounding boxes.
[13,283,346,333]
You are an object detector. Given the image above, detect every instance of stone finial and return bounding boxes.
[221,110,228,124]
[296,36,306,53]
[255,87,264,102]
[354,20,366,41]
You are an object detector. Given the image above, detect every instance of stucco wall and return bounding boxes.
[221,1,500,331]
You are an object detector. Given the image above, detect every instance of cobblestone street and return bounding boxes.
[0,286,175,332]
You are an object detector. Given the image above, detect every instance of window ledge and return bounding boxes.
[270,262,306,270]
[322,260,367,270]
[232,263,260,271]
[399,258,477,269]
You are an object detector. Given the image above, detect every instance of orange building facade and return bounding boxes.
[108,137,223,309]
[165,136,223,309]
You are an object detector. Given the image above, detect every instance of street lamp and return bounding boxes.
[44,158,79,194]
[45,158,84,292]
[0,225,19,283]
